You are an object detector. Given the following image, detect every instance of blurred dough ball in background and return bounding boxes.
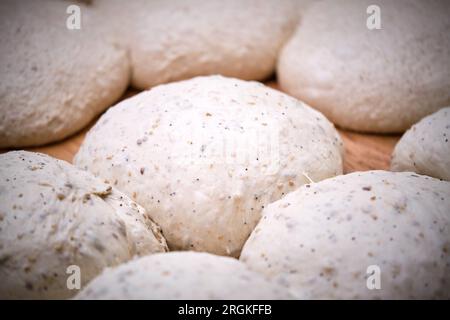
[76,252,292,300]
[0,0,130,148]
[91,0,305,89]
[0,151,167,299]
[240,171,450,299]
[278,0,450,133]
[391,107,450,181]
[74,75,344,257]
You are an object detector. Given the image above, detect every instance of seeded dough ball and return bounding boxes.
[278,0,450,133]
[0,0,130,148]
[240,171,450,299]
[91,0,300,89]
[0,151,167,299]
[391,107,450,181]
[75,251,291,299]
[74,75,343,257]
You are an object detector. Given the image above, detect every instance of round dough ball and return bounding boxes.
[240,171,450,299]
[74,75,344,257]
[92,0,300,89]
[0,0,130,148]
[0,151,167,299]
[391,107,450,181]
[278,0,450,133]
[75,251,291,299]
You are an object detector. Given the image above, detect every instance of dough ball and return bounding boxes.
[240,171,450,299]
[74,75,343,257]
[278,0,450,133]
[0,0,130,148]
[0,151,167,299]
[92,0,300,89]
[391,107,450,181]
[75,251,291,299]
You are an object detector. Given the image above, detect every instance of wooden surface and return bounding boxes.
[23,84,400,173]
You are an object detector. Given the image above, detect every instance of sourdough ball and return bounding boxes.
[91,0,300,89]
[240,171,450,299]
[75,251,291,299]
[0,0,130,148]
[74,75,343,257]
[391,107,450,181]
[0,151,168,299]
[278,0,450,133]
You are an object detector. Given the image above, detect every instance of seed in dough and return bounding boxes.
[240,170,450,299]
[0,151,167,299]
[391,107,450,181]
[75,252,292,300]
[278,0,450,133]
[74,75,344,257]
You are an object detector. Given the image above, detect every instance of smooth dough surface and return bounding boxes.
[391,107,450,181]
[0,151,167,299]
[0,0,130,148]
[240,171,450,299]
[75,251,291,299]
[91,0,301,89]
[278,0,450,133]
[74,75,344,257]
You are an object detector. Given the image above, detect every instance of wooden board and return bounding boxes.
[17,84,400,173]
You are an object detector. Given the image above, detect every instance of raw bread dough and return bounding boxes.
[278,0,450,133]
[75,251,292,299]
[74,75,344,257]
[240,171,450,299]
[391,107,450,181]
[91,0,300,89]
[0,0,130,148]
[0,151,167,299]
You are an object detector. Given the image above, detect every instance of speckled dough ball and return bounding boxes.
[391,107,450,181]
[0,0,130,148]
[74,75,343,257]
[75,251,291,299]
[278,0,450,133]
[92,0,300,89]
[240,171,450,299]
[0,151,167,299]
